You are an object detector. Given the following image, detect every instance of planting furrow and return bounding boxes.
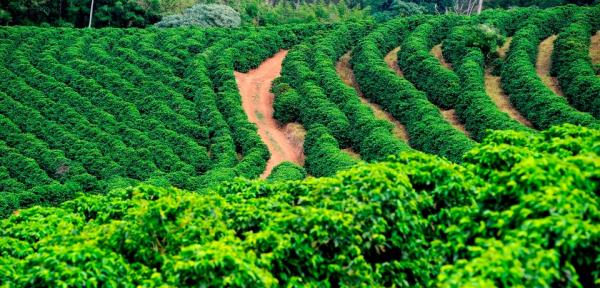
[431,44,453,70]
[484,38,533,127]
[484,72,533,127]
[342,148,361,160]
[536,35,564,96]
[591,30,600,65]
[441,109,470,137]
[384,47,404,76]
[337,51,409,142]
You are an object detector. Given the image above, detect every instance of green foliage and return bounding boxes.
[441,23,533,140]
[551,10,600,118]
[1,124,598,286]
[500,5,600,129]
[0,0,161,27]
[0,23,320,215]
[351,17,476,162]
[303,124,358,177]
[486,0,597,8]
[398,15,464,109]
[372,0,427,21]
[267,161,306,181]
[238,0,368,26]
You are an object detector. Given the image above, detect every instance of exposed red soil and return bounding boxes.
[234,50,304,178]
[335,51,410,143]
[536,35,564,97]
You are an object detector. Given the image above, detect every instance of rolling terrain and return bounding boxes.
[1,4,600,286]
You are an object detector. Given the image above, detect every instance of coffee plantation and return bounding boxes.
[1,3,599,286]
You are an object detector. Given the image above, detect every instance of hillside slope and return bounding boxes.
[1,124,598,287]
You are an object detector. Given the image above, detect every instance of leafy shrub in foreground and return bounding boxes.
[1,124,597,286]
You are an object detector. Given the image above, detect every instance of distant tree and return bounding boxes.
[0,0,160,27]
[372,0,426,21]
[484,0,596,8]
[155,3,242,27]
[393,0,428,15]
[136,0,195,14]
[450,0,479,14]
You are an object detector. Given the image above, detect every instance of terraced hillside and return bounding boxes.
[1,4,600,286]
[2,3,599,214]
[0,24,320,214]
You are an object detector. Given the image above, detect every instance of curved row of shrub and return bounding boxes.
[398,15,464,109]
[351,17,476,162]
[311,23,412,160]
[0,25,321,214]
[1,123,597,286]
[501,5,599,129]
[442,24,533,140]
[206,37,270,179]
[272,38,359,176]
[13,33,211,179]
[18,30,217,183]
[551,10,600,119]
[275,22,411,167]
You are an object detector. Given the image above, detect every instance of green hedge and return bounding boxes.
[398,15,464,109]
[351,17,476,162]
[267,161,307,181]
[1,124,597,286]
[442,24,533,140]
[303,124,358,177]
[310,23,412,161]
[500,5,599,129]
[551,11,600,118]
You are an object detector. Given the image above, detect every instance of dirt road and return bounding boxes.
[234,50,304,178]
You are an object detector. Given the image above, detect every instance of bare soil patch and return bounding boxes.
[335,51,410,142]
[342,148,361,160]
[536,35,564,96]
[441,109,470,137]
[431,44,452,70]
[234,50,305,178]
[497,37,512,59]
[484,70,534,128]
[483,37,533,128]
[591,30,600,65]
[384,47,404,76]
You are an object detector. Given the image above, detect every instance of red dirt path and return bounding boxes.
[234,50,304,178]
